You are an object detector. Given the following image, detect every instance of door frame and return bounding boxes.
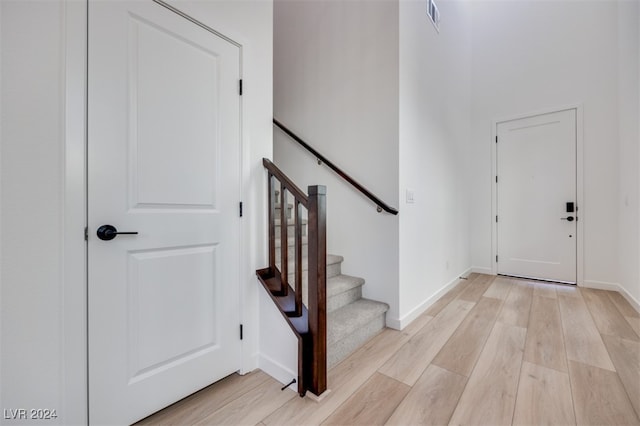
[62,1,251,423]
[491,104,584,286]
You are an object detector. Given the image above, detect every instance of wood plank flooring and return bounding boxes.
[137,275,640,425]
[512,361,575,426]
[523,295,568,372]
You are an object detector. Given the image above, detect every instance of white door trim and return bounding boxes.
[63,1,88,424]
[491,104,584,286]
[62,1,250,422]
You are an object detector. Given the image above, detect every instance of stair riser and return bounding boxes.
[275,244,308,262]
[274,224,307,237]
[327,314,386,368]
[276,258,341,276]
[292,280,363,313]
[283,260,342,286]
[327,287,362,313]
[274,205,292,220]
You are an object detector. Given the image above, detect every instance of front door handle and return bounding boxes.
[561,216,575,222]
[97,224,138,241]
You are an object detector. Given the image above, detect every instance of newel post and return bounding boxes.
[307,185,327,395]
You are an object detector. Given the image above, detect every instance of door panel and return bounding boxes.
[130,13,220,209]
[497,109,577,283]
[88,1,241,424]
[127,245,219,379]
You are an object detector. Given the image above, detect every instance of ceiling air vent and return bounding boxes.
[427,0,440,32]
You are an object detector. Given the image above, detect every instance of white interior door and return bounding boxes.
[497,109,577,283]
[88,1,242,424]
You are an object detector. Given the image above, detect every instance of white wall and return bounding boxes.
[0,1,273,424]
[1,2,83,424]
[469,1,622,289]
[273,0,401,321]
[617,0,640,306]
[273,0,474,328]
[273,0,636,333]
[398,0,473,326]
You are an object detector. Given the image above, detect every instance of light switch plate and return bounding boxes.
[406,189,415,204]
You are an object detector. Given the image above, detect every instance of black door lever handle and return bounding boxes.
[561,216,575,222]
[97,224,138,241]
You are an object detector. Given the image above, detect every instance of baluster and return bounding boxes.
[268,173,276,272]
[294,200,303,317]
[280,182,288,295]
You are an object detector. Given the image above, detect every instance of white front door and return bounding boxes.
[88,1,242,424]
[496,109,577,283]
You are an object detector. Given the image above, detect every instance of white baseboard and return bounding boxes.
[621,288,640,313]
[258,353,297,392]
[471,266,493,275]
[582,280,640,313]
[582,280,620,292]
[389,268,472,330]
[385,317,402,330]
[240,352,259,375]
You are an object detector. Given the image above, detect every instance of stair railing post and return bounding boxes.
[307,185,327,396]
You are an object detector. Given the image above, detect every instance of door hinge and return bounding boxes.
[496,215,498,222]
[84,227,88,241]
[496,176,498,183]
[495,135,498,143]
[239,201,243,217]
[240,324,244,340]
[496,255,499,262]
[239,79,243,96]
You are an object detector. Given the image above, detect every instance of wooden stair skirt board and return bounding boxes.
[257,267,320,397]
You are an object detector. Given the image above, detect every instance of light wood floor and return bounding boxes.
[137,274,640,425]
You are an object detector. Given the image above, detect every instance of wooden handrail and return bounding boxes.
[257,158,327,398]
[263,158,308,206]
[273,118,399,215]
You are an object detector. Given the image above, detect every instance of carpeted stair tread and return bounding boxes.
[275,236,308,249]
[281,254,343,272]
[274,218,308,226]
[327,274,365,298]
[327,299,389,345]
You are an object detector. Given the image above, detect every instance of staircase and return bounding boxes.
[275,201,389,368]
[262,120,399,397]
[258,157,394,397]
